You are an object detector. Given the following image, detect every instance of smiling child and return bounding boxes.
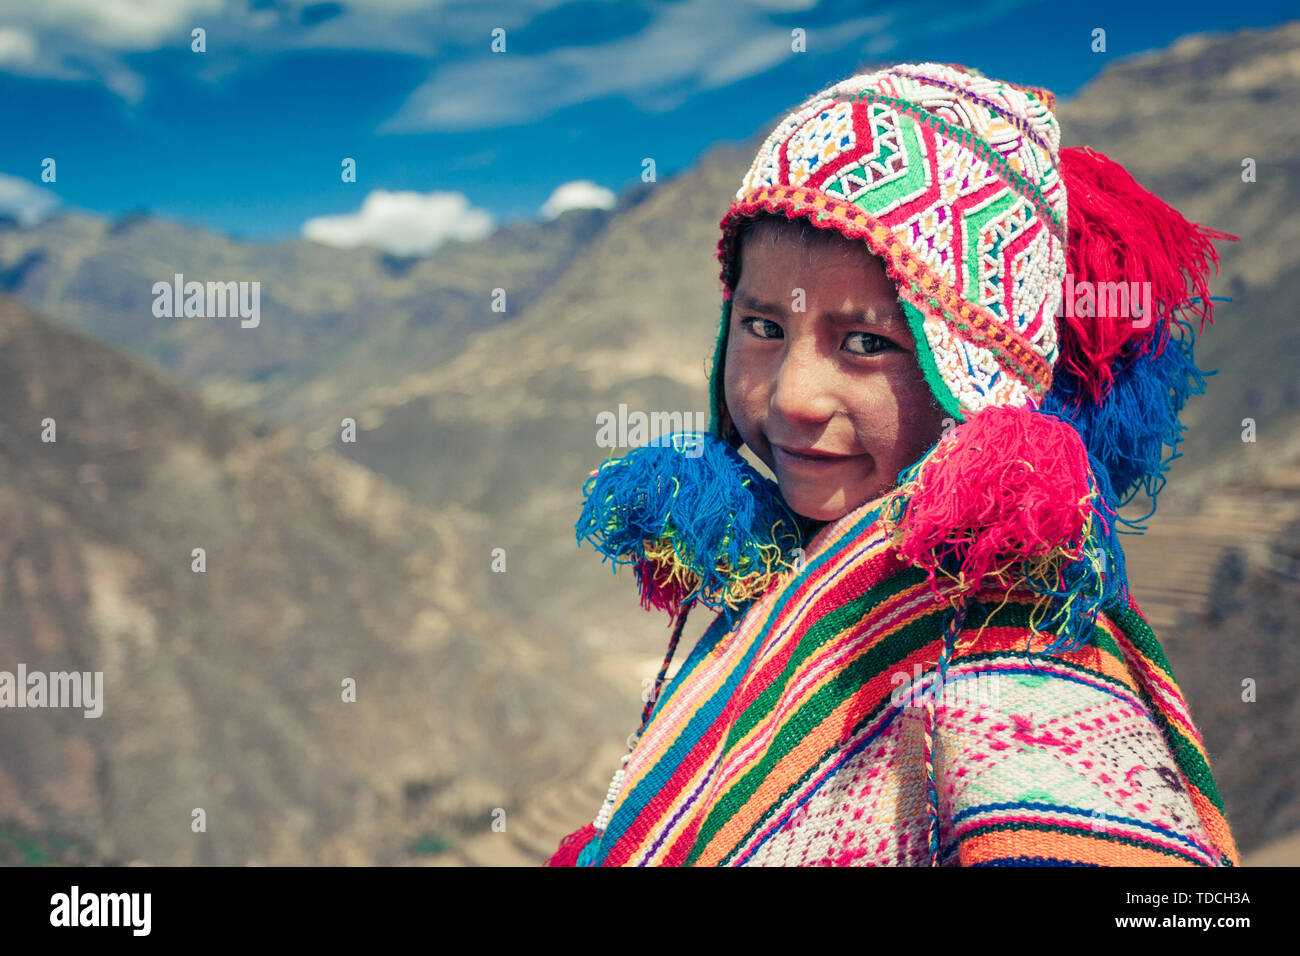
[549,62,1240,867]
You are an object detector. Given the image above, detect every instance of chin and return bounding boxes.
[793,502,846,522]
[778,470,900,522]
[780,488,864,523]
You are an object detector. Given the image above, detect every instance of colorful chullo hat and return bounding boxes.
[552,62,1236,866]
[698,61,1236,637]
[710,61,1069,434]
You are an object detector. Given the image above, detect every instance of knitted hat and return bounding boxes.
[576,61,1236,651]
[710,62,1069,434]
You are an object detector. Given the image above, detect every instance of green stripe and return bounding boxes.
[708,298,733,441]
[727,564,929,745]
[1110,603,1177,677]
[849,110,928,216]
[900,298,964,422]
[965,597,1120,658]
[960,190,1020,303]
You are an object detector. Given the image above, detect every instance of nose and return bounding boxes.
[770,334,837,426]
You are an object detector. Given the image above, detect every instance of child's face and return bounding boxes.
[723,220,948,522]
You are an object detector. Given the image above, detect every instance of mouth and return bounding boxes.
[770,442,862,469]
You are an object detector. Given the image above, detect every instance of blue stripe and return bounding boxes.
[969,857,1101,866]
[591,615,772,861]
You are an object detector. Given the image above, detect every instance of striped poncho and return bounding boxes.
[567,494,1239,867]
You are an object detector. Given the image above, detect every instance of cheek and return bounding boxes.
[883,374,946,460]
[723,337,764,420]
[855,369,944,462]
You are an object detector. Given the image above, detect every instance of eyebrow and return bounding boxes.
[731,292,906,330]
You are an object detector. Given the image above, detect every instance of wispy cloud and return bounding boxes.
[301,188,494,256]
[0,26,38,65]
[0,173,61,226]
[382,0,851,132]
[377,0,1038,132]
[0,0,1040,123]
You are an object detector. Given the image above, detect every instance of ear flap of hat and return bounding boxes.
[707,298,745,448]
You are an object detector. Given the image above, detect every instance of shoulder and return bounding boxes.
[938,591,1240,866]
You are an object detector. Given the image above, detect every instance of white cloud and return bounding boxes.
[540,180,616,220]
[0,27,38,65]
[0,173,61,226]
[17,0,229,50]
[381,0,900,132]
[0,0,1041,124]
[301,189,495,256]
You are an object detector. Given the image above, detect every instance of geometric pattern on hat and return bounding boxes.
[712,62,1070,434]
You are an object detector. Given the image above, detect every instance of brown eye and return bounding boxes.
[740,317,782,339]
[843,331,895,355]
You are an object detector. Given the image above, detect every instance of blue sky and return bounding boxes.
[0,0,1294,254]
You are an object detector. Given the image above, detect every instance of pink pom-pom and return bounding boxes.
[884,406,1106,597]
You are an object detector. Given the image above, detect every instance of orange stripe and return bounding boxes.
[957,828,1202,866]
[1187,785,1241,866]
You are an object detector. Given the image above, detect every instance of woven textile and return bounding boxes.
[574,495,1239,867]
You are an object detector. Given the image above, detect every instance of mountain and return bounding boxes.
[0,194,646,421]
[1053,22,1300,482]
[0,292,627,865]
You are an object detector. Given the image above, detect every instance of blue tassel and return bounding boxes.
[1041,320,1212,530]
[575,431,804,628]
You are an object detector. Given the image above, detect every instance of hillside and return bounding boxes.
[0,197,642,420]
[0,292,627,865]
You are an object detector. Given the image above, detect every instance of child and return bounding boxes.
[547,62,1240,866]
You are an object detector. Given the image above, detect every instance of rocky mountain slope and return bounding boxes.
[0,293,626,864]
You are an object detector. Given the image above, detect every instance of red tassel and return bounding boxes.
[632,556,694,617]
[543,822,598,867]
[1057,146,1238,404]
[885,406,1102,596]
